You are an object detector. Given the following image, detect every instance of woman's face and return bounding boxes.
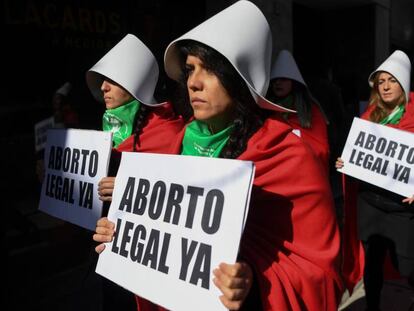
[101,79,133,110]
[186,55,235,132]
[271,78,293,99]
[377,72,404,105]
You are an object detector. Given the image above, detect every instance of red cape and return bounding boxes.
[116,102,185,153]
[342,92,414,292]
[284,104,330,173]
[136,115,342,311]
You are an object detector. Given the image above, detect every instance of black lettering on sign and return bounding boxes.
[407,147,414,164]
[185,186,204,229]
[47,146,98,177]
[119,220,135,258]
[44,173,75,203]
[180,238,197,282]
[385,140,398,158]
[88,150,98,177]
[349,149,357,164]
[148,181,166,220]
[179,238,211,289]
[111,218,122,254]
[141,229,161,269]
[133,178,150,215]
[202,189,224,234]
[79,181,93,209]
[163,183,184,225]
[114,219,171,273]
[63,147,71,171]
[130,224,147,263]
[119,177,135,212]
[375,138,387,153]
[354,131,366,147]
[71,148,81,173]
[365,134,376,150]
[80,149,89,175]
[189,243,211,290]
[393,164,410,183]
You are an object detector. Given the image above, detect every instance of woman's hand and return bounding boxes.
[335,157,344,169]
[402,195,414,205]
[92,217,116,253]
[98,177,115,202]
[213,261,253,310]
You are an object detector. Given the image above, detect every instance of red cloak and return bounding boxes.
[136,115,343,311]
[116,102,185,153]
[283,104,330,173]
[342,92,414,292]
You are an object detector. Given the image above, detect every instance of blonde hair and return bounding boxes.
[368,71,406,123]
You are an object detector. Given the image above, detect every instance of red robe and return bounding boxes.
[136,115,343,311]
[283,104,330,173]
[116,102,184,153]
[342,92,414,292]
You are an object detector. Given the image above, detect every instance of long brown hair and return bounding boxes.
[368,71,406,123]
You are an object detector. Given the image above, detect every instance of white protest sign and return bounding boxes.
[96,152,255,311]
[39,129,112,230]
[339,117,414,197]
[34,116,55,152]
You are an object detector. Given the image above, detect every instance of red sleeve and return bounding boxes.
[341,175,365,292]
[389,92,414,133]
[238,117,343,310]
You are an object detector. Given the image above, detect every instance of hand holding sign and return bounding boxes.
[402,195,414,205]
[93,217,116,253]
[335,157,344,169]
[213,262,253,310]
[98,177,116,202]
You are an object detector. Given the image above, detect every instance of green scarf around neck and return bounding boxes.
[181,120,234,158]
[277,94,294,108]
[102,99,140,147]
[277,94,294,119]
[379,104,405,125]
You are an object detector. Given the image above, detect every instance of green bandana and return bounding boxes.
[181,120,234,158]
[379,105,405,125]
[277,94,294,108]
[278,94,294,119]
[102,99,140,147]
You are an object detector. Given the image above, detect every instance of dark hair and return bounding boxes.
[291,81,313,128]
[267,79,313,128]
[131,103,150,151]
[176,40,269,159]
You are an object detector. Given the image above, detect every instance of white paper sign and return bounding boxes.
[34,116,55,152]
[39,129,112,230]
[96,152,255,311]
[339,117,414,197]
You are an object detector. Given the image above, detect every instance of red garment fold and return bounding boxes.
[116,102,185,153]
[283,104,330,173]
